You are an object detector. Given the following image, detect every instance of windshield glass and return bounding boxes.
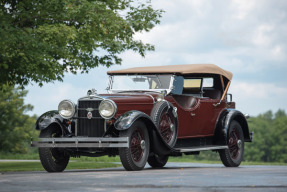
[109,75,173,92]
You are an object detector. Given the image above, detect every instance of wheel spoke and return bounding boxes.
[228,128,241,159]
[129,128,145,162]
[159,111,175,144]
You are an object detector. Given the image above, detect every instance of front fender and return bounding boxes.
[35,110,70,135]
[114,110,152,131]
[114,110,174,155]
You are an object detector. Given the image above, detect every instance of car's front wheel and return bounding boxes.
[119,121,150,171]
[38,125,70,172]
[219,121,244,167]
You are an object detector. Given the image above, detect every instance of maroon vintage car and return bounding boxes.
[32,64,253,172]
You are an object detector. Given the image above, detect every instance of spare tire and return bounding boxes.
[150,101,178,147]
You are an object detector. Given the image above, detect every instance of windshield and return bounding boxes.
[109,75,173,93]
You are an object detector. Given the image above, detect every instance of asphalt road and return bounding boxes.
[1,163,287,192]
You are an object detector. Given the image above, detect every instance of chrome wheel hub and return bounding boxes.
[237,140,242,149]
[140,140,146,150]
[170,124,175,132]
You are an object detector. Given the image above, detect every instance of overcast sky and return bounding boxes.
[25,0,287,117]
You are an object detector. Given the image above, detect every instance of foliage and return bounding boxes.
[244,110,287,163]
[0,84,37,153]
[0,0,163,87]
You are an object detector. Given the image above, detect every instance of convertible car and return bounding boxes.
[32,64,253,172]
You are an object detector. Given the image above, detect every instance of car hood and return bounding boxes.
[99,93,157,104]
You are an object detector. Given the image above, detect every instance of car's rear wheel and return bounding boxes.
[38,125,70,172]
[151,101,178,147]
[219,121,244,167]
[148,155,169,168]
[119,121,150,171]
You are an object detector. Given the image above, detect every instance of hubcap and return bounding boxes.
[140,140,146,150]
[170,124,175,132]
[237,140,242,149]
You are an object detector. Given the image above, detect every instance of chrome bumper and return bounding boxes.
[31,137,129,148]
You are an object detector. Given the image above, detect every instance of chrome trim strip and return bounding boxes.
[176,145,228,152]
[104,120,107,132]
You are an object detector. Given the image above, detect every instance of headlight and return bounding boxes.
[99,100,117,119]
[58,100,76,119]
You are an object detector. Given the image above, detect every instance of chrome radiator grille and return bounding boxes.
[77,99,105,137]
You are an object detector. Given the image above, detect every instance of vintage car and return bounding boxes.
[32,64,253,172]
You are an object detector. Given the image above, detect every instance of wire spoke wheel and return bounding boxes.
[119,121,150,171]
[219,121,244,167]
[38,125,70,172]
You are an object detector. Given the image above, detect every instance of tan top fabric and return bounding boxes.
[108,64,233,80]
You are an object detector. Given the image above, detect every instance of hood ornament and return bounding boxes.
[87,88,97,98]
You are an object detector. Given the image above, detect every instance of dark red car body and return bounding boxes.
[32,64,252,172]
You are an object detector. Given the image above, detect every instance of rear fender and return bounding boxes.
[214,109,251,145]
[35,110,70,136]
[114,110,173,155]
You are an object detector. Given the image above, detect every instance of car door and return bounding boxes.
[170,77,224,138]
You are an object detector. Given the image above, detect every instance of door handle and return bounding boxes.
[191,113,196,117]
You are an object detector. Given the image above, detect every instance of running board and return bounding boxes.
[175,145,228,153]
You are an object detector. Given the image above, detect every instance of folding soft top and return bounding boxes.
[107,64,233,81]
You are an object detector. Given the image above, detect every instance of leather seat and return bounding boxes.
[203,89,221,99]
[172,95,197,109]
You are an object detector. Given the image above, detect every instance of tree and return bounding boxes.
[0,0,163,87]
[270,110,287,162]
[244,110,287,163]
[0,85,37,153]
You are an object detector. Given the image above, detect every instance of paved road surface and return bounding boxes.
[1,163,287,192]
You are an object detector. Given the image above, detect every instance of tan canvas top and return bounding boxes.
[108,64,233,80]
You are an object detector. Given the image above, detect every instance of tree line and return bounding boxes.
[244,110,287,163]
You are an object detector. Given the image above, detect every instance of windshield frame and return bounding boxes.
[107,74,175,94]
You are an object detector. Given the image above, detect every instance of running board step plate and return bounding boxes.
[175,145,228,153]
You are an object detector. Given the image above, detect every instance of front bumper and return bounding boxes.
[31,137,129,148]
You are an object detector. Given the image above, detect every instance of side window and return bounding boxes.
[202,78,214,88]
[183,79,202,89]
[182,78,202,95]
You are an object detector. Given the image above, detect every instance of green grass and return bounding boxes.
[0,152,39,160]
[0,161,121,172]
